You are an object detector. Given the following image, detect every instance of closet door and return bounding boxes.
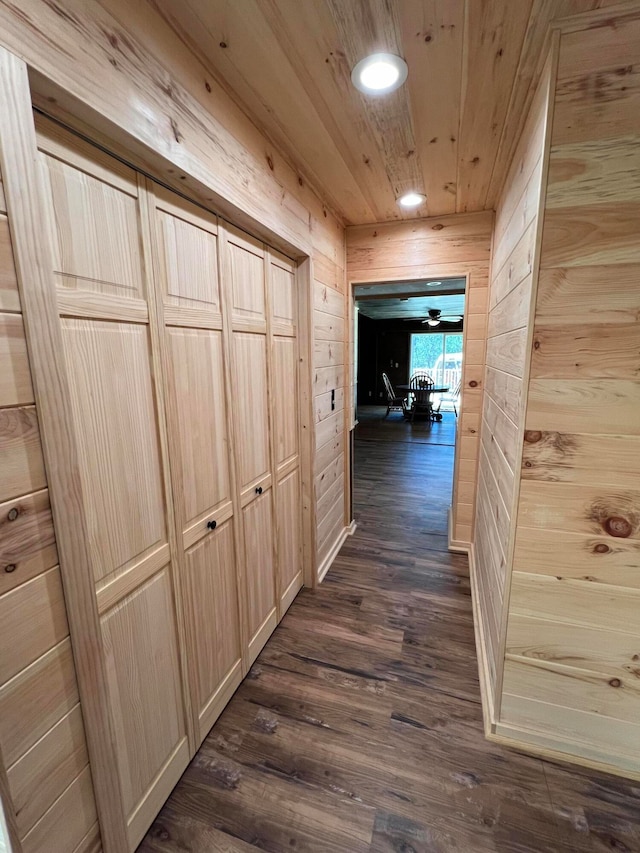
[268,250,303,614]
[222,224,277,663]
[147,184,242,746]
[36,118,189,850]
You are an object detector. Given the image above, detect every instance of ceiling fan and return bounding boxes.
[406,308,463,327]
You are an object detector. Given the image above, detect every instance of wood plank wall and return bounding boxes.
[472,52,555,708]
[346,212,493,548]
[498,8,640,779]
[314,248,349,579]
[0,171,100,853]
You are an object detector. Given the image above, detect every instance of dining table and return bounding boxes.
[396,384,449,421]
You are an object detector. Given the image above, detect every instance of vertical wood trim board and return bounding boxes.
[0,48,124,849]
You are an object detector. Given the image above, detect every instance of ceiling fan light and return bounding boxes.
[351,53,408,94]
[398,191,426,209]
[427,319,440,326]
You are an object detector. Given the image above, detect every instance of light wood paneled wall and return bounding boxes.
[469,5,640,781]
[0,165,100,853]
[313,247,349,580]
[472,51,556,708]
[346,212,493,549]
[497,8,640,779]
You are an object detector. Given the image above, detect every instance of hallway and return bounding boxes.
[139,437,640,853]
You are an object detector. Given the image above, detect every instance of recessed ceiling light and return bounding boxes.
[398,191,426,209]
[351,53,408,95]
[426,280,442,287]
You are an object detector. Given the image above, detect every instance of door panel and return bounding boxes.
[226,228,266,330]
[167,327,230,537]
[183,521,242,743]
[152,185,221,326]
[276,467,303,610]
[38,133,143,299]
[100,567,188,848]
[61,319,166,585]
[232,332,270,494]
[272,335,299,470]
[242,490,276,659]
[270,254,296,335]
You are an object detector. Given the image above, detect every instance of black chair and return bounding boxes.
[382,372,407,417]
[409,372,435,423]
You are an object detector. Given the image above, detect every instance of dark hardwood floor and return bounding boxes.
[139,427,640,853]
[355,405,457,446]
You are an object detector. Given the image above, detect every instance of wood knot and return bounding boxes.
[533,340,540,350]
[4,564,16,573]
[468,380,478,388]
[524,460,532,468]
[593,543,610,554]
[266,155,274,171]
[524,430,542,443]
[432,223,444,231]
[219,41,228,48]
[205,81,212,93]
[608,678,622,688]
[7,507,19,522]
[604,516,632,538]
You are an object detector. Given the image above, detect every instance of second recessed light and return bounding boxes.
[398,191,426,209]
[351,53,408,94]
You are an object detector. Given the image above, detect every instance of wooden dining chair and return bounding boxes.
[409,372,434,423]
[382,372,407,417]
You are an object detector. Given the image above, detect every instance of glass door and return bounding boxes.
[410,332,463,389]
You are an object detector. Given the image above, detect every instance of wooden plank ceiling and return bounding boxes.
[154,0,620,225]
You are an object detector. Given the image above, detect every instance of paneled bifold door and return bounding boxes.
[33,116,304,850]
[145,184,243,749]
[36,118,190,851]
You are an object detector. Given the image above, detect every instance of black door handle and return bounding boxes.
[255,486,263,495]
[207,519,217,530]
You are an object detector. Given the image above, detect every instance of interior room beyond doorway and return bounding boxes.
[355,280,464,451]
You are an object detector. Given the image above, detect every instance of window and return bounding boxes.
[410,332,463,389]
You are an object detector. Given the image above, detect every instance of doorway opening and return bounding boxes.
[352,277,466,543]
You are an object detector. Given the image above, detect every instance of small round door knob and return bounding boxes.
[207,520,217,530]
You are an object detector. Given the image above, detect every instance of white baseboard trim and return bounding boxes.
[447,506,470,553]
[488,721,640,783]
[317,524,350,584]
[468,543,495,738]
